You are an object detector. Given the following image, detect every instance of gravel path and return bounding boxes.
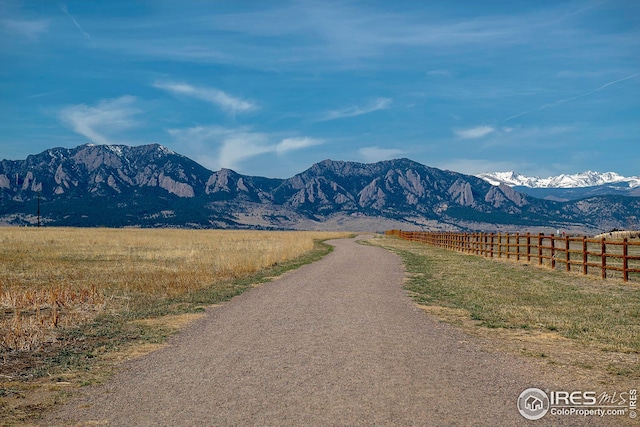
[44,236,607,426]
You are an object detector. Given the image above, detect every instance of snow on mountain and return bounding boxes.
[477,171,640,189]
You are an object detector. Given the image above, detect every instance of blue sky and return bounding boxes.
[1,0,639,178]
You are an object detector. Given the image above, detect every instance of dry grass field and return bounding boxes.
[595,230,640,240]
[0,227,350,425]
[0,228,348,352]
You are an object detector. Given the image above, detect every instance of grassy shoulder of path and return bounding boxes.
[1,229,350,427]
[368,235,640,387]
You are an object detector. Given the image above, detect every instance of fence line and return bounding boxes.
[385,230,640,282]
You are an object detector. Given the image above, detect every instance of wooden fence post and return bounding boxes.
[601,238,606,279]
[582,236,588,275]
[623,238,629,282]
[497,233,502,258]
[550,236,556,270]
[526,233,531,262]
[490,233,494,258]
[538,233,543,266]
[472,233,476,254]
[565,236,570,272]
[515,232,520,261]
[483,233,488,257]
[506,233,511,259]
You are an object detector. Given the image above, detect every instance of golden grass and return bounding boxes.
[594,230,640,240]
[0,227,350,352]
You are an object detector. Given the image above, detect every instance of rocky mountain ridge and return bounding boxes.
[1,144,638,233]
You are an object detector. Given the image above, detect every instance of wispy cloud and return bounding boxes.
[153,81,257,115]
[359,146,406,163]
[0,18,49,40]
[206,2,532,61]
[82,0,635,78]
[58,3,93,42]
[168,126,323,170]
[437,158,521,175]
[319,98,391,121]
[217,131,273,170]
[275,137,324,154]
[505,72,640,121]
[59,96,141,145]
[457,125,574,148]
[453,126,495,139]
[27,89,65,100]
[168,126,264,170]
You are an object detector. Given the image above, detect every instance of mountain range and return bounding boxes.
[1,144,638,233]
[477,171,640,201]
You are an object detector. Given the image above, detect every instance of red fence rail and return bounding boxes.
[385,230,640,282]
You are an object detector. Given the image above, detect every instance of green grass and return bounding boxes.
[371,236,640,356]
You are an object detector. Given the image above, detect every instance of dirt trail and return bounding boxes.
[45,236,608,426]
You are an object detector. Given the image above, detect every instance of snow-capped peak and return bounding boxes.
[476,171,537,187]
[477,170,640,188]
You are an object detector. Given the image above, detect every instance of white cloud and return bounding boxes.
[167,126,264,170]
[480,125,575,148]
[153,81,256,115]
[59,96,140,145]
[168,126,322,170]
[319,98,391,121]
[275,137,324,154]
[359,146,406,163]
[218,132,273,170]
[0,18,49,40]
[453,126,495,139]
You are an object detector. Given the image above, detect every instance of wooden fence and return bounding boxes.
[385,230,640,282]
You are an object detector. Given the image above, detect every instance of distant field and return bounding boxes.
[0,227,350,425]
[594,230,640,240]
[369,235,640,382]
